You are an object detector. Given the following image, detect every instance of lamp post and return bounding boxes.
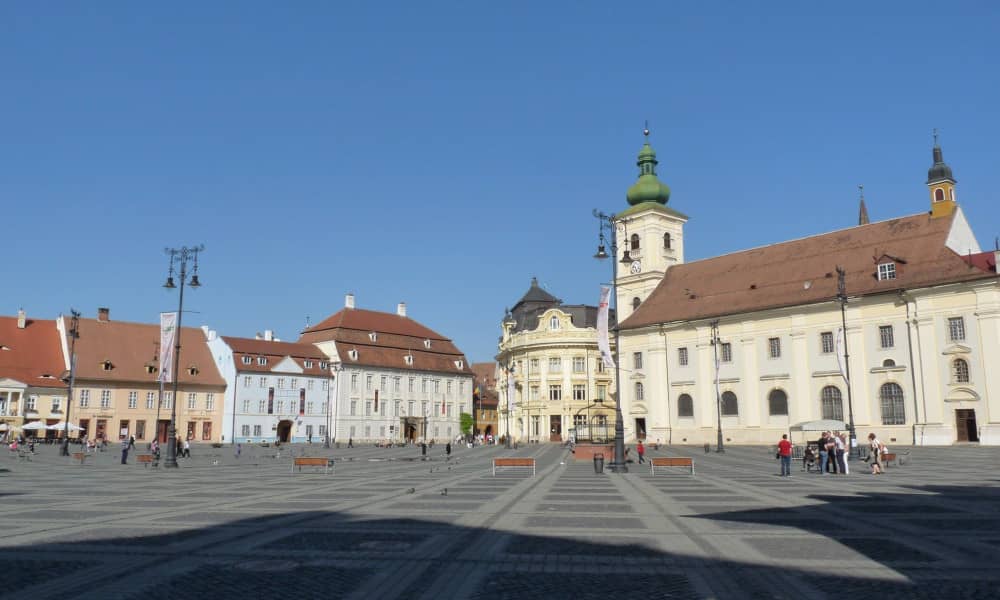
[502,362,514,448]
[60,310,80,457]
[709,320,725,453]
[592,209,629,473]
[836,266,858,456]
[161,245,203,468]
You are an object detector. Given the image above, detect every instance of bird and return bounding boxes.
[440,489,447,496]
[406,487,415,494]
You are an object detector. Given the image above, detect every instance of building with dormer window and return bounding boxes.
[0,310,68,439]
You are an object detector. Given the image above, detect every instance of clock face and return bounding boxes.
[629,260,642,274]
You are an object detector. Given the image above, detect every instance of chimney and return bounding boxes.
[264,330,274,341]
[397,302,407,317]
[255,332,263,340]
[16,309,26,329]
[345,293,355,309]
[97,307,110,322]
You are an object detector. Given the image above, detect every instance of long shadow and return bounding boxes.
[3,484,999,599]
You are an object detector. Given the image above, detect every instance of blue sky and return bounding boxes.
[3,2,998,363]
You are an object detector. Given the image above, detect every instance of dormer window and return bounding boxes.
[454,360,464,369]
[304,360,313,368]
[319,361,328,370]
[369,332,378,342]
[348,349,359,361]
[242,356,252,365]
[145,364,157,374]
[632,297,641,310]
[101,360,113,371]
[423,339,432,349]
[187,366,199,376]
[405,354,414,366]
[257,357,267,365]
[877,262,897,281]
[549,316,560,330]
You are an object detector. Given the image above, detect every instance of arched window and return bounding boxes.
[879,382,905,425]
[934,188,945,202]
[677,394,694,417]
[630,233,640,250]
[953,358,970,383]
[721,391,738,416]
[632,297,641,310]
[882,359,895,367]
[663,232,672,249]
[635,382,644,402]
[768,389,788,416]
[549,316,560,330]
[821,386,843,421]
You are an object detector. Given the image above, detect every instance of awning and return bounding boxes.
[21,421,48,431]
[47,422,83,431]
[789,419,846,432]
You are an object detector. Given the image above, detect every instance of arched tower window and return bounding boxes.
[768,389,788,416]
[677,394,694,417]
[953,358,970,383]
[630,233,640,251]
[721,391,738,416]
[632,297,641,310]
[821,386,843,421]
[934,188,945,202]
[663,232,672,249]
[879,382,905,425]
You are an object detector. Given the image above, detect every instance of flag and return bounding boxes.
[836,327,850,385]
[441,395,446,415]
[597,286,615,368]
[507,370,516,411]
[159,312,177,383]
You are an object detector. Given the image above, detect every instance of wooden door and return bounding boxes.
[549,415,562,442]
[956,409,978,442]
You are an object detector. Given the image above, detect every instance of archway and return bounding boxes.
[276,420,293,443]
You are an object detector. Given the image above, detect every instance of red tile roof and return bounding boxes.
[622,211,997,329]
[0,316,67,389]
[222,336,330,376]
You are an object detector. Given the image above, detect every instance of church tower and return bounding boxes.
[614,128,688,321]
[928,132,957,219]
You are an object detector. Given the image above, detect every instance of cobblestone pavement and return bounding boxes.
[2,442,999,599]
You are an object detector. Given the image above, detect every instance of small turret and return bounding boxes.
[927,130,957,219]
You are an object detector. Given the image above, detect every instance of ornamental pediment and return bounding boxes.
[941,344,972,356]
[944,387,980,402]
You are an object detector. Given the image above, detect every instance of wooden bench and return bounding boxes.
[136,453,158,468]
[650,456,694,475]
[71,452,89,465]
[881,452,897,468]
[292,456,334,474]
[492,457,535,476]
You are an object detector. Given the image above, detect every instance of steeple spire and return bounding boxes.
[857,184,869,225]
[626,124,671,206]
[927,130,957,218]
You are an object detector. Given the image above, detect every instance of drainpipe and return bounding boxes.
[659,325,672,445]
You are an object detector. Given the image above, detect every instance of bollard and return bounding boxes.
[594,453,605,474]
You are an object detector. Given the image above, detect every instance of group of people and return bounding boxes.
[777,430,888,476]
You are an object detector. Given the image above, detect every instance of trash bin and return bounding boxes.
[593,453,605,474]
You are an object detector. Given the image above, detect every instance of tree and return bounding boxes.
[460,412,474,436]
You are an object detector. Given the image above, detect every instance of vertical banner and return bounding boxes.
[159,312,177,382]
[836,328,850,385]
[373,389,379,413]
[597,286,615,368]
[441,394,446,415]
[507,369,515,411]
[299,389,306,415]
[268,388,274,414]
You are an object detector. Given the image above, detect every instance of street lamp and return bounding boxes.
[325,361,342,449]
[592,208,629,473]
[60,310,80,457]
[709,320,725,453]
[836,266,858,456]
[162,245,203,468]
[501,362,515,448]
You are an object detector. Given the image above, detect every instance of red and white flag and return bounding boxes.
[159,312,177,383]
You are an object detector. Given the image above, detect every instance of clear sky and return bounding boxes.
[3,2,998,363]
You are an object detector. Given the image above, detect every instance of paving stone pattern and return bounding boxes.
[2,442,999,599]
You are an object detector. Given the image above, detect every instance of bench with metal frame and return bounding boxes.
[292,456,334,474]
[650,456,694,475]
[136,453,158,468]
[70,452,90,465]
[492,457,535,476]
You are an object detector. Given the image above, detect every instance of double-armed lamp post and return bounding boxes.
[162,245,203,468]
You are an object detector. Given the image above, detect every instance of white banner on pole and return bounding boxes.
[597,285,615,368]
[836,327,849,385]
[507,371,516,411]
[159,312,177,383]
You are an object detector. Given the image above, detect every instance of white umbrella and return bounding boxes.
[47,422,83,431]
[22,421,48,431]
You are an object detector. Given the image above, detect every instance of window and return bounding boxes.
[128,391,138,409]
[530,386,539,401]
[721,391,738,416]
[319,425,326,437]
[596,385,606,402]
[206,393,215,411]
[530,358,539,371]
[549,385,562,401]
[242,399,250,413]
[877,262,896,281]
[202,422,212,440]
[52,397,62,412]
[276,400,284,414]
[187,393,197,410]
[381,375,387,391]
[146,392,156,410]
[421,379,428,393]
[548,357,561,373]
[882,359,896,367]
[394,401,401,416]
[408,401,414,416]
[573,357,585,373]
[369,332,377,342]
[136,420,146,440]
[243,376,251,388]
[424,339,432,349]
[446,381,453,395]
[664,232,672,249]
[678,347,688,366]
[597,360,605,373]
[242,356,252,365]
[100,390,111,408]
[25,396,36,411]
[935,188,945,202]
[630,233,640,250]
[307,380,314,390]
[322,380,328,391]
[257,356,267,365]
[879,382,905,425]
[241,424,250,436]
[633,352,643,370]
[259,376,266,388]
[768,389,788,416]
[948,317,966,342]
[394,376,401,392]
[304,360,313,368]
[953,358,970,383]
[350,401,357,416]
[821,386,843,421]
[290,378,298,390]
[319,362,327,370]
[634,382,644,402]
[768,337,781,359]
[677,394,694,417]
[366,375,373,391]
[459,381,465,395]
[572,384,586,401]
[408,377,414,393]
[351,374,359,392]
[258,400,266,413]
[720,343,732,363]
[549,316,560,330]
[307,401,314,414]
[446,403,453,417]
[820,332,834,354]
[433,380,440,394]
[277,378,285,389]
[879,325,894,349]
[163,392,173,409]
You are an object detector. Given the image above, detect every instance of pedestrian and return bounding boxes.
[421,442,427,456]
[183,438,191,458]
[777,434,793,476]
[445,442,452,456]
[834,431,847,475]
[128,435,136,451]
[120,439,129,464]
[867,432,884,474]
[817,432,830,475]
[235,443,242,459]
[348,437,353,448]
[636,440,646,464]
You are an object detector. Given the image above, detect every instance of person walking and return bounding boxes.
[183,438,191,458]
[834,431,847,475]
[120,438,129,464]
[128,435,136,451]
[777,434,793,476]
[868,432,884,474]
[817,432,830,475]
[636,440,646,464]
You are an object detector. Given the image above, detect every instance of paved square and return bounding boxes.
[2,443,999,599]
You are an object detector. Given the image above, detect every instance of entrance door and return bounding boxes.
[404,422,417,441]
[79,419,90,440]
[635,418,647,440]
[157,420,170,443]
[549,415,562,442]
[276,420,292,443]
[956,409,979,442]
[95,419,107,441]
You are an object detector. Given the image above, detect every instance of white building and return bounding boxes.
[298,295,473,444]
[208,330,333,444]
[615,135,1000,446]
